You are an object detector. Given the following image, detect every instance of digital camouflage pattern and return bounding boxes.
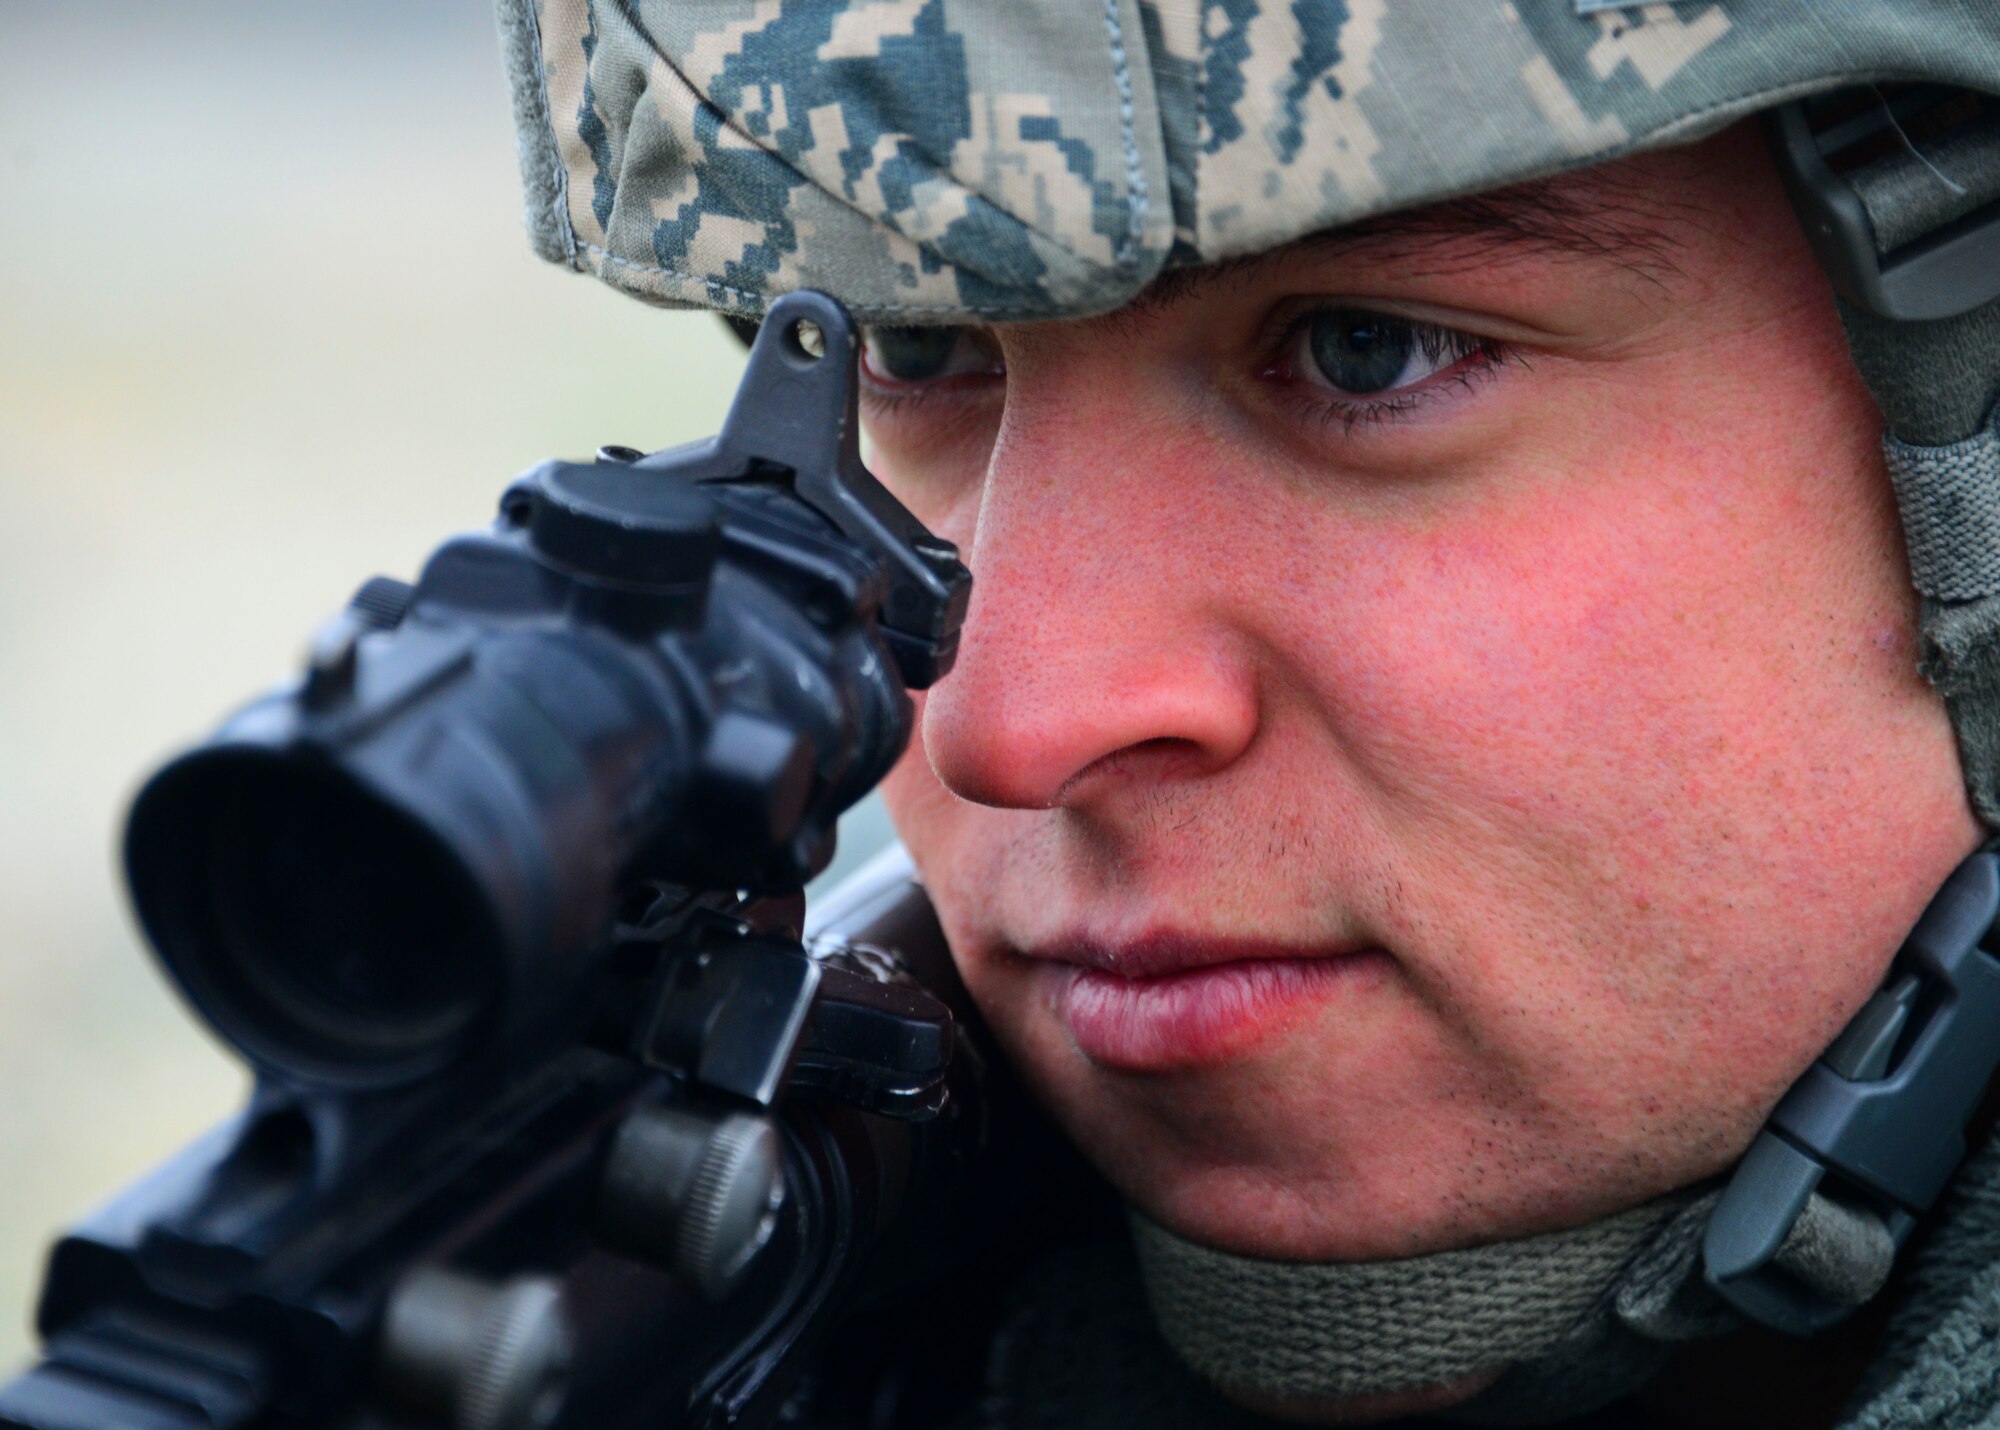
[496,0,2000,324]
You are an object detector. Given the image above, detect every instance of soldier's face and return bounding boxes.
[860,126,1979,1267]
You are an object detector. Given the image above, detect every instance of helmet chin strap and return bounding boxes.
[1702,850,2000,1335]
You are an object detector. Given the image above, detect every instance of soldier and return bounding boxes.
[497,3,2000,1425]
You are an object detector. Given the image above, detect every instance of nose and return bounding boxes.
[918,379,1261,813]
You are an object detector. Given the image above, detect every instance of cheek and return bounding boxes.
[878,695,994,931]
[877,733,1047,1048]
[1282,407,1950,1119]
[860,405,999,544]
[1331,456,1773,850]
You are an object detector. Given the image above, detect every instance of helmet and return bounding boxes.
[496,2,1994,320]
[497,0,2000,1418]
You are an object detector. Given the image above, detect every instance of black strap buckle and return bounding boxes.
[1705,850,2000,1334]
[1768,90,2000,322]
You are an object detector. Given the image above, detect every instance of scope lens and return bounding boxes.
[127,751,503,1087]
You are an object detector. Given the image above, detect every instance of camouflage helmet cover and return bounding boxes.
[497,0,2000,325]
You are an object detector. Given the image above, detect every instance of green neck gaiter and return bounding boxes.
[1129,1190,1739,1424]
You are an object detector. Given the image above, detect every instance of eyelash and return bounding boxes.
[1260,311,1517,436]
[856,370,995,425]
[855,313,1519,436]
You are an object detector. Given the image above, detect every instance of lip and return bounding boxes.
[1022,934,1384,1070]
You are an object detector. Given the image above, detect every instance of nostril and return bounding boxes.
[1055,738,1216,805]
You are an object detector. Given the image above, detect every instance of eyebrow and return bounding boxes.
[1121,175,1690,317]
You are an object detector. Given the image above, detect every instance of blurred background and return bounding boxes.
[0,1,892,1368]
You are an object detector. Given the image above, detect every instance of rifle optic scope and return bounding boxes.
[122,293,969,1092]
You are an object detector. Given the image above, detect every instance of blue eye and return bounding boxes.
[866,326,961,381]
[1309,312,1417,394]
[1294,310,1488,398]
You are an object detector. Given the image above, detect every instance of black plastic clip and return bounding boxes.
[1767,92,2000,322]
[1705,851,2000,1334]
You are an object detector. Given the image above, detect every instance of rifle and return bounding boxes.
[0,292,1010,1430]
